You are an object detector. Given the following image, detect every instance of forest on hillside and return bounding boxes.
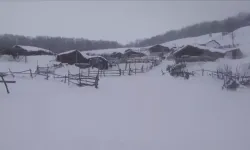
[127,12,250,47]
[0,12,250,52]
[0,35,122,53]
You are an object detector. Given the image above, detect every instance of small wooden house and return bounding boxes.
[56,50,89,65]
[173,45,225,62]
[89,56,109,70]
[110,52,123,59]
[148,45,170,56]
[123,49,146,58]
[224,48,243,59]
[1,45,54,56]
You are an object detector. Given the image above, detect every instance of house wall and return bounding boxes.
[149,52,163,56]
[175,55,217,63]
[56,51,89,65]
[224,50,243,59]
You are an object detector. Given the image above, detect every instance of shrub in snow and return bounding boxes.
[222,78,240,91]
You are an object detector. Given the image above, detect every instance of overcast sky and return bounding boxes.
[0,1,250,44]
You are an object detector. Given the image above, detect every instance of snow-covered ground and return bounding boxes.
[1,59,250,150]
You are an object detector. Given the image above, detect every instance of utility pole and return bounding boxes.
[231,32,235,47]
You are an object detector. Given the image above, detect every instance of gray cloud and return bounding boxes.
[0,1,250,44]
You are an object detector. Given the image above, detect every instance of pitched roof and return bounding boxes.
[58,49,79,55]
[205,40,221,46]
[13,45,53,53]
[173,44,234,55]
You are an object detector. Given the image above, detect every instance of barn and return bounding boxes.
[88,56,109,70]
[148,45,170,56]
[173,45,225,62]
[56,50,89,65]
[110,52,123,59]
[123,49,146,58]
[0,45,54,57]
[224,48,243,59]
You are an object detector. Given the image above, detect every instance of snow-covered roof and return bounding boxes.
[81,52,92,59]
[173,44,235,55]
[81,52,108,61]
[13,45,53,53]
[58,49,78,55]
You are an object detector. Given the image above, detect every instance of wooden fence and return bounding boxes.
[8,69,33,78]
[190,69,250,80]
[82,64,154,77]
[0,72,16,94]
[165,65,250,88]
[1,66,100,94]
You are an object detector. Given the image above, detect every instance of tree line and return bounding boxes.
[0,35,123,53]
[127,12,250,47]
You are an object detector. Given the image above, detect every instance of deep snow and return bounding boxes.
[1,59,250,150]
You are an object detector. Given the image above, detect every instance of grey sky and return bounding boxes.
[0,1,250,44]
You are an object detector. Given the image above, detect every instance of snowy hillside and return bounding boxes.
[85,26,250,57]
[215,26,250,46]
[161,26,250,49]
[161,33,222,48]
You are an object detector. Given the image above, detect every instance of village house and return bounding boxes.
[224,48,243,59]
[148,44,170,56]
[0,45,54,57]
[88,56,110,70]
[172,45,224,63]
[123,49,146,58]
[56,50,89,65]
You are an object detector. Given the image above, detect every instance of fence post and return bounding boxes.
[64,75,67,83]
[125,62,128,70]
[98,70,100,77]
[97,68,100,78]
[36,65,40,74]
[79,68,81,86]
[94,75,99,89]
[8,68,15,78]
[119,69,122,76]
[68,70,70,85]
[202,69,204,76]
[135,67,136,75]
[46,66,49,80]
[29,69,33,78]
[128,68,132,76]
[1,76,10,94]
[141,65,144,73]
[88,67,90,77]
